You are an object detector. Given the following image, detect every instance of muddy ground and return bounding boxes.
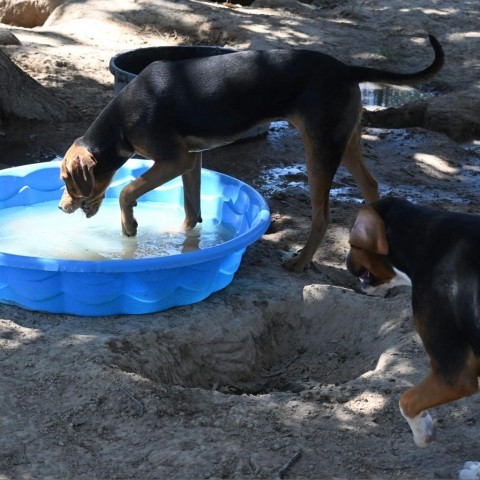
[1,0,480,478]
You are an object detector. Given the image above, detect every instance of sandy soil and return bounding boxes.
[1,0,480,478]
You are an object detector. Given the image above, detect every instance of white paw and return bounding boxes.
[400,405,436,448]
[459,461,480,480]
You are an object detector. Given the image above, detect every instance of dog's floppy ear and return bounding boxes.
[349,207,388,255]
[62,149,96,198]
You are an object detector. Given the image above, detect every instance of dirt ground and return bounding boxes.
[1,0,480,478]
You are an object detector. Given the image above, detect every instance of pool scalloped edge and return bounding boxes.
[0,159,270,316]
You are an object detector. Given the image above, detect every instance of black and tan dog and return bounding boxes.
[346,197,480,447]
[59,36,443,272]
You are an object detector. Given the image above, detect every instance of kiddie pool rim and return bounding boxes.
[0,160,271,273]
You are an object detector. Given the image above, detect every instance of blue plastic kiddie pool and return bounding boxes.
[0,159,270,316]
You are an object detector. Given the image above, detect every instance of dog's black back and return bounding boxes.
[114,39,443,146]
[120,50,352,136]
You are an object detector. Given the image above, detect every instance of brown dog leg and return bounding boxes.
[341,126,380,204]
[181,152,202,230]
[283,175,331,272]
[282,126,345,272]
[399,357,479,447]
[119,151,197,236]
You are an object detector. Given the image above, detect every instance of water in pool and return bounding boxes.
[0,199,234,260]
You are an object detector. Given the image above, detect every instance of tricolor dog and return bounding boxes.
[59,36,443,272]
[347,197,480,447]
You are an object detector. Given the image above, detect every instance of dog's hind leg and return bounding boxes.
[341,125,379,204]
[182,151,203,230]
[283,126,346,272]
[399,353,479,447]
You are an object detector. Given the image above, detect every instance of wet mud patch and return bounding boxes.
[209,119,480,221]
[105,285,413,395]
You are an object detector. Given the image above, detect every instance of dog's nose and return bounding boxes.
[58,202,75,214]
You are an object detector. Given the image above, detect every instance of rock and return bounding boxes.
[0,0,64,28]
[0,26,20,44]
[424,89,480,142]
[363,86,480,142]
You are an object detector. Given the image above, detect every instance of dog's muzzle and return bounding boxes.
[58,197,81,214]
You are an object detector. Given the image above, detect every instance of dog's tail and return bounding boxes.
[349,34,444,86]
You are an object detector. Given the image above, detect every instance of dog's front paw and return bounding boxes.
[122,217,138,237]
[459,461,480,480]
[120,196,138,236]
[412,411,436,448]
[121,207,138,237]
[400,406,436,448]
[182,215,202,231]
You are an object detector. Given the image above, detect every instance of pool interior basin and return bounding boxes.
[0,159,270,316]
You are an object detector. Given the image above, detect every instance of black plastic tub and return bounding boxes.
[109,45,237,94]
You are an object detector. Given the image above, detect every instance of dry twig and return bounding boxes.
[276,450,303,479]
[120,388,145,416]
